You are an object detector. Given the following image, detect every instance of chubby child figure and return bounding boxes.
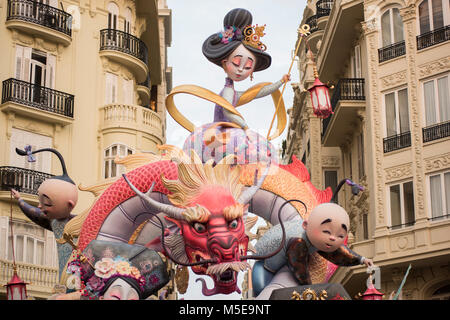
[11,147,78,278]
[286,202,373,284]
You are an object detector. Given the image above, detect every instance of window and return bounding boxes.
[123,78,134,105]
[7,221,46,265]
[105,72,118,104]
[107,2,119,30]
[124,7,132,34]
[15,46,56,89]
[385,88,410,136]
[357,133,365,179]
[389,181,415,229]
[362,213,369,240]
[381,8,404,47]
[423,74,450,126]
[418,0,449,34]
[324,170,338,203]
[351,45,362,78]
[348,151,353,180]
[428,171,450,220]
[104,144,133,179]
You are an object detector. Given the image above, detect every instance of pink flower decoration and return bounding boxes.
[94,258,115,279]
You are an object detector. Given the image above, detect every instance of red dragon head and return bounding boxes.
[123,152,280,296]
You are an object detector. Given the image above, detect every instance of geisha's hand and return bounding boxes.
[281,74,291,84]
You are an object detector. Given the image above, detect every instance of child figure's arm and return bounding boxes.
[14,195,52,231]
[318,245,369,267]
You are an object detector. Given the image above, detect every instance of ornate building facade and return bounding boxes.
[285,0,449,299]
[0,0,173,299]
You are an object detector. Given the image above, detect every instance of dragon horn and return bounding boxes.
[238,164,270,205]
[122,174,187,221]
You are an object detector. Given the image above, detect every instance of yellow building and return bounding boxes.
[0,0,172,299]
[285,0,449,299]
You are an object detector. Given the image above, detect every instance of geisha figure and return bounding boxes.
[54,240,169,300]
[166,8,290,165]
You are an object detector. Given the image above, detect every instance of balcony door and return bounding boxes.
[418,0,449,34]
[381,8,404,47]
[15,46,56,105]
[10,128,52,173]
[107,3,119,46]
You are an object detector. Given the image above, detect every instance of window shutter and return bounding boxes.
[0,216,8,259]
[354,45,361,78]
[46,53,56,89]
[49,0,58,8]
[15,45,23,79]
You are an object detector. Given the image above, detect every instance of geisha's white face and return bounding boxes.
[102,278,139,300]
[222,44,256,82]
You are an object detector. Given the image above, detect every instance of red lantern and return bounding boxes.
[307,66,333,119]
[361,281,384,300]
[4,268,28,300]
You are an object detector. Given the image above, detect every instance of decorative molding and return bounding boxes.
[365,28,384,225]
[385,163,413,182]
[380,71,407,90]
[399,4,416,22]
[424,153,450,173]
[418,57,450,79]
[361,19,378,35]
[321,155,340,167]
[404,18,426,214]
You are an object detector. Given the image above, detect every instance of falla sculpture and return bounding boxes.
[10,8,375,300]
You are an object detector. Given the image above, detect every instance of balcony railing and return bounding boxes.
[2,78,74,118]
[322,78,365,137]
[6,0,72,36]
[417,25,450,50]
[0,259,58,293]
[378,40,406,63]
[388,220,415,230]
[383,131,411,153]
[305,15,319,33]
[100,29,148,64]
[0,166,53,195]
[316,0,334,19]
[423,120,450,143]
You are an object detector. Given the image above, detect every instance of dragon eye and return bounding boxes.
[193,222,207,233]
[229,219,239,229]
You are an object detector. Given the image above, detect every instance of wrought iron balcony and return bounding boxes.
[6,0,72,36]
[378,40,406,63]
[383,131,411,153]
[417,25,450,50]
[2,78,74,118]
[316,0,334,19]
[0,166,53,195]
[305,15,319,33]
[100,29,148,64]
[423,120,450,143]
[322,78,365,139]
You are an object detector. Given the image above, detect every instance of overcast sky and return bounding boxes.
[165,0,307,300]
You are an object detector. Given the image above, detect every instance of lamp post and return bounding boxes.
[4,190,29,300]
[4,266,28,300]
[308,64,333,119]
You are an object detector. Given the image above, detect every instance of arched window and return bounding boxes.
[381,8,404,47]
[124,7,132,34]
[107,2,119,30]
[103,143,133,179]
[419,0,448,34]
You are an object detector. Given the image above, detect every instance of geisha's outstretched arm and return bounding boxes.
[236,80,283,101]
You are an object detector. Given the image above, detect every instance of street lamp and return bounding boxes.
[308,64,333,119]
[4,266,28,300]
